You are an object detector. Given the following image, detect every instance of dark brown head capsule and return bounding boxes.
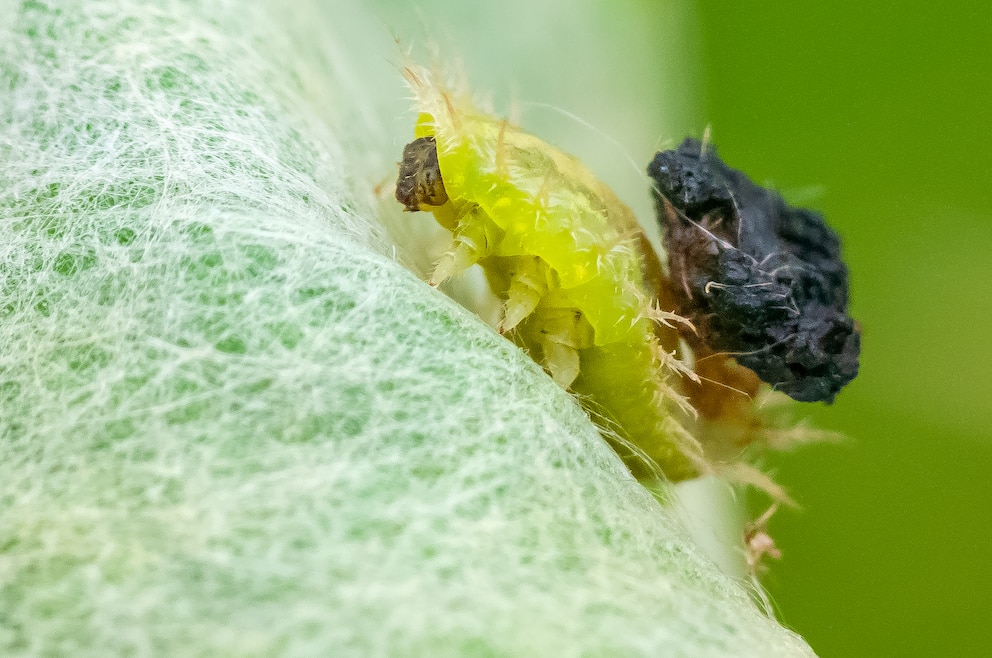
[647,138,860,403]
[395,135,449,211]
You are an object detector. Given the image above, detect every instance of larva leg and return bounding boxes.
[542,338,581,389]
[500,256,547,333]
[430,206,501,286]
[533,309,590,389]
[431,240,480,287]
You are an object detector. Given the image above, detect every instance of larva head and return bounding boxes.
[395,135,449,211]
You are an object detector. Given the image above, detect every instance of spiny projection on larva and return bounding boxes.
[395,65,706,482]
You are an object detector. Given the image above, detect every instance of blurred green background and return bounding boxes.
[689,2,992,656]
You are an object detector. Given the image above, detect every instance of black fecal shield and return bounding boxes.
[648,138,860,403]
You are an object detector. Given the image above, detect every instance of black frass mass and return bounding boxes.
[648,138,860,403]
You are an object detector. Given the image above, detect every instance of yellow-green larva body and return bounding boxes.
[404,70,704,481]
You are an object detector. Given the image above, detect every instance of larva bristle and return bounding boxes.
[652,342,700,384]
[648,304,696,334]
[651,383,697,420]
